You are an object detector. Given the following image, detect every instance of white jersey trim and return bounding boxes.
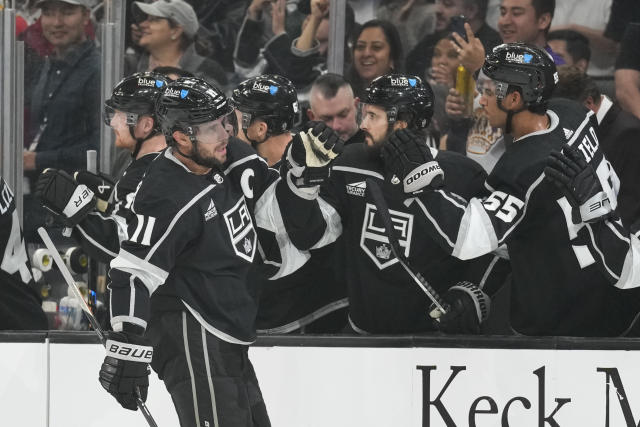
[183,302,255,345]
[332,166,384,180]
[110,249,169,295]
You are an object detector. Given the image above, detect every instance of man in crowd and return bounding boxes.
[306,73,365,145]
[548,29,591,72]
[23,0,101,240]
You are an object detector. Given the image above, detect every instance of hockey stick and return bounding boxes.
[37,227,159,427]
[365,179,450,317]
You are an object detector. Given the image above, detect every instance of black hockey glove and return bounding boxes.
[432,282,490,334]
[74,170,115,212]
[545,143,614,224]
[99,331,152,411]
[35,168,96,227]
[382,129,444,194]
[282,121,344,194]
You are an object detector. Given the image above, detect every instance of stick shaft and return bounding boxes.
[37,227,158,427]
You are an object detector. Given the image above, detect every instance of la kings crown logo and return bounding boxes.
[224,198,257,262]
[360,203,413,269]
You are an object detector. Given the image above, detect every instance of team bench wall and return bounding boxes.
[2,332,640,427]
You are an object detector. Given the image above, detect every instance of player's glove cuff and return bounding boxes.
[403,161,444,193]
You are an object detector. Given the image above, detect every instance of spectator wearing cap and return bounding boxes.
[125,0,227,88]
[23,0,101,241]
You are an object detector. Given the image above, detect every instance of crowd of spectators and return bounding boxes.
[6,0,640,335]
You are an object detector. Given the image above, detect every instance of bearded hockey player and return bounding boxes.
[97,76,342,426]
[389,43,640,336]
[279,73,507,335]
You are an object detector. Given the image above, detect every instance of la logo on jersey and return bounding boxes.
[360,203,413,269]
[224,198,257,262]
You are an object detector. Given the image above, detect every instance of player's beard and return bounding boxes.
[362,129,385,161]
[191,141,225,169]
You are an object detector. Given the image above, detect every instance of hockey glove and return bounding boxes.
[99,331,152,411]
[433,282,490,334]
[74,170,115,212]
[545,144,614,224]
[35,168,96,227]
[382,129,444,194]
[283,121,344,193]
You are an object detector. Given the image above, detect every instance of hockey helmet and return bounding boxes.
[231,74,299,134]
[363,73,434,129]
[482,42,558,108]
[104,71,169,126]
[155,77,233,142]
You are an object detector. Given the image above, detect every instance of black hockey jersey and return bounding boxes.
[409,98,640,336]
[73,152,159,262]
[280,142,508,334]
[109,138,282,344]
[0,178,47,330]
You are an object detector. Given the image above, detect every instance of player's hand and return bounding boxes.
[99,331,152,411]
[433,282,490,334]
[545,143,614,224]
[74,170,115,201]
[382,129,444,193]
[35,168,96,227]
[283,121,344,191]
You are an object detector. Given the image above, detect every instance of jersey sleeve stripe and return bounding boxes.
[111,315,148,332]
[146,184,216,261]
[310,197,343,249]
[453,198,500,259]
[111,249,169,294]
[585,224,621,281]
[411,197,456,249]
[223,153,267,175]
[479,255,500,289]
[332,166,384,180]
[615,234,640,290]
[435,189,467,211]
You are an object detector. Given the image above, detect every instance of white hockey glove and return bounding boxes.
[35,168,96,227]
[282,121,344,197]
[99,331,152,411]
[432,282,490,334]
[382,129,444,194]
[545,143,614,224]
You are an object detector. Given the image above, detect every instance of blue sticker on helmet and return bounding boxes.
[523,53,533,63]
[269,85,279,95]
[408,78,417,87]
[180,89,189,99]
[155,80,164,88]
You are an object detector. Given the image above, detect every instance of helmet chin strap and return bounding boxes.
[496,97,526,135]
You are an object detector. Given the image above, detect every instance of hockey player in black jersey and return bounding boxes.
[35,71,170,262]
[97,76,342,426]
[386,43,640,336]
[279,73,504,335]
[232,74,348,333]
[0,177,48,330]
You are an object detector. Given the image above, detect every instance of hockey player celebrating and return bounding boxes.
[98,77,342,426]
[279,73,505,335]
[35,71,170,262]
[231,74,349,333]
[387,43,639,336]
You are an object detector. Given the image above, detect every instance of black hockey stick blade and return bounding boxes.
[37,227,159,427]
[365,179,449,315]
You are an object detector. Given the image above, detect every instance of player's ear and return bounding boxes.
[172,130,192,151]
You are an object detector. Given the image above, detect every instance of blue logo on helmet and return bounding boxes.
[523,53,533,63]
[269,85,279,95]
[408,78,417,87]
[180,89,189,99]
[155,80,164,88]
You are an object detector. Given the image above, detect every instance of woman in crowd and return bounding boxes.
[346,19,403,98]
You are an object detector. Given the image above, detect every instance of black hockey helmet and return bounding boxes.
[231,74,299,134]
[482,42,558,108]
[363,73,434,129]
[104,71,169,126]
[155,77,233,144]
